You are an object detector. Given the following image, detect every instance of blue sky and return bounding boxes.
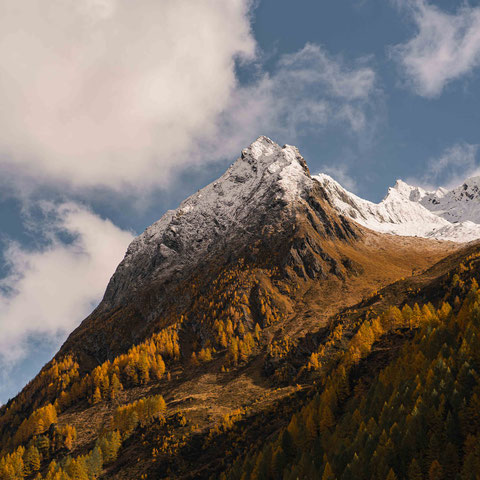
[1,0,480,403]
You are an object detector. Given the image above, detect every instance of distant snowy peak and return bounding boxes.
[315,173,480,243]
[420,176,480,224]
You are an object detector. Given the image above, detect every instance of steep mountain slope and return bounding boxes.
[0,137,471,480]
[316,173,480,242]
[105,239,480,480]
[58,137,454,367]
[58,136,357,366]
[225,247,480,480]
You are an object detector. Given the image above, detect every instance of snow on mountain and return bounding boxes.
[315,174,480,242]
[104,135,480,310]
[123,135,312,262]
[103,136,316,307]
[420,176,480,224]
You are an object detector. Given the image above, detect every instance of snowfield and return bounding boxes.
[314,174,480,242]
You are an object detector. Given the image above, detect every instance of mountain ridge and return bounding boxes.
[58,136,365,367]
[59,137,461,368]
[102,135,317,309]
[316,172,480,242]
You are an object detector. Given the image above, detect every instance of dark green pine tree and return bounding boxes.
[407,458,423,480]
[281,430,296,460]
[86,446,103,478]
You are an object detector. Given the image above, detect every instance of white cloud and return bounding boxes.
[0,0,255,191]
[409,142,480,189]
[277,44,375,101]
[203,43,379,160]
[392,0,480,97]
[0,0,379,194]
[317,164,357,192]
[430,143,479,181]
[0,202,134,364]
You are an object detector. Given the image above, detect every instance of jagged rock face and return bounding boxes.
[59,137,361,364]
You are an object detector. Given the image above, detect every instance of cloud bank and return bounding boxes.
[392,0,480,97]
[0,203,134,364]
[0,0,379,193]
[0,0,255,190]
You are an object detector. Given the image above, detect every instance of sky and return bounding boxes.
[1,0,480,403]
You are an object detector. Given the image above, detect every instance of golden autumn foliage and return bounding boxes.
[6,250,480,480]
[226,279,480,480]
[54,325,176,410]
[209,409,245,438]
[13,404,57,447]
[0,357,79,447]
[113,395,166,436]
[0,422,78,480]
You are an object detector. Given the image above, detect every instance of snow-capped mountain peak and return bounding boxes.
[127,135,311,258]
[315,173,480,242]
[390,179,419,198]
[103,136,318,308]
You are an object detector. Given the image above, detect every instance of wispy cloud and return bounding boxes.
[317,164,358,192]
[391,0,480,97]
[409,142,480,189]
[0,202,133,365]
[204,43,380,162]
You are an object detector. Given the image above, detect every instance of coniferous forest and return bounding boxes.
[0,243,480,479]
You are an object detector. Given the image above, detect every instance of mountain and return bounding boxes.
[1,137,480,480]
[420,175,480,223]
[58,135,361,365]
[57,136,451,367]
[316,173,480,242]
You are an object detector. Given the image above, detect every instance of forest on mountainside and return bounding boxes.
[225,282,480,479]
[1,248,480,479]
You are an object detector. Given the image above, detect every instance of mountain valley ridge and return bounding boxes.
[1,137,480,480]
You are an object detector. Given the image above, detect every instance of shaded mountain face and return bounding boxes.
[316,173,480,242]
